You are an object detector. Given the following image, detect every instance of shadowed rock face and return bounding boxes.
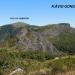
[0,22,75,56]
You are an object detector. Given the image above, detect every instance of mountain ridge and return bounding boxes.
[0,22,75,56]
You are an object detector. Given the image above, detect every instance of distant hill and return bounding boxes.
[0,22,75,56]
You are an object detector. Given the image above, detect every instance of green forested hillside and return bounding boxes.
[49,32,75,55]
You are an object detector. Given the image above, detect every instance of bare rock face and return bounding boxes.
[0,22,75,56]
[16,30,60,56]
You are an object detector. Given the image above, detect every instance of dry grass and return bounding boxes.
[56,70,75,75]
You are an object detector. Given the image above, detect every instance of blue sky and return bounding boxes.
[0,0,75,27]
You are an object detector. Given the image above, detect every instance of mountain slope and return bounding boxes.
[0,22,75,56]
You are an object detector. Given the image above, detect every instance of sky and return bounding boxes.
[0,0,75,27]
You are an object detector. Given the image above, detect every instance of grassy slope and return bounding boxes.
[0,48,75,75]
